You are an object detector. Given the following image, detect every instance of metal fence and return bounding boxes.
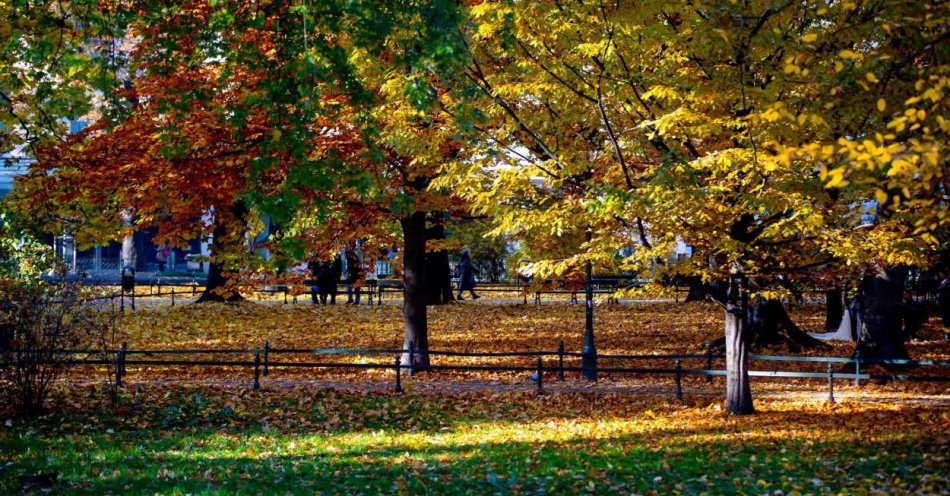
[86,278,669,309]
[45,342,950,403]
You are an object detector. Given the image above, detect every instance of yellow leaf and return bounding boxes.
[839,49,862,60]
[866,72,879,83]
[877,99,886,112]
[874,189,888,205]
[802,33,818,43]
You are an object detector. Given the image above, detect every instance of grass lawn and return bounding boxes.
[2,301,948,494]
[2,384,948,495]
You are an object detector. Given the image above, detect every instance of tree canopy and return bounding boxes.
[5,0,947,414]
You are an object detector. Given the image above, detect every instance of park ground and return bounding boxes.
[2,301,948,494]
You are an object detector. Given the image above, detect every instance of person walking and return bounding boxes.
[155,243,169,273]
[329,255,343,304]
[345,249,363,304]
[455,248,479,300]
[308,260,320,305]
[314,257,341,305]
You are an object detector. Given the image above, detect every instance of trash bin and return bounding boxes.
[121,268,135,292]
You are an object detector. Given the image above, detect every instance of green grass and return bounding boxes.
[1,386,947,494]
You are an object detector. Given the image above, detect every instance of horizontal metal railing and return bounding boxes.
[14,342,948,402]
[63,274,680,308]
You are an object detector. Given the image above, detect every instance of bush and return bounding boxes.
[0,282,118,417]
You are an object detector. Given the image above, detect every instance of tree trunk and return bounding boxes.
[424,212,454,305]
[684,277,706,302]
[748,298,827,351]
[425,251,454,304]
[724,276,754,415]
[488,256,501,283]
[120,210,136,270]
[196,202,247,303]
[400,211,430,371]
[197,259,244,303]
[824,287,844,331]
[857,267,910,362]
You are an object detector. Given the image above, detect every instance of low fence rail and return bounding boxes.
[26,343,950,402]
[68,277,936,308]
[75,277,688,309]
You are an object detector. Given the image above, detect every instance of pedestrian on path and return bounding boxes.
[455,248,479,301]
[345,249,363,304]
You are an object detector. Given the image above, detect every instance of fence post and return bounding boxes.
[120,291,125,312]
[827,363,835,403]
[283,287,288,304]
[535,290,540,305]
[674,359,683,401]
[116,342,127,388]
[854,349,861,386]
[557,340,565,381]
[263,341,270,377]
[157,280,162,296]
[253,352,261,390]
[378,283,384,306]
[408,341,415,377]
[171,289,176,306]
[705,342,713,384]
[536,357,543,396]
[394,355,403,393]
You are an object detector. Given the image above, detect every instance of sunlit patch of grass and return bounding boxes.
[1,386,947,494]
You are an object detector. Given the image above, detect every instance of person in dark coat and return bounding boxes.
[314,256,342,305]
[308,260,320,304]
[900,290,928,341]
[345,249,363,304]
[455,248,479,300]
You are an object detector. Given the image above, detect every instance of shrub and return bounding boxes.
[0,282,118,417]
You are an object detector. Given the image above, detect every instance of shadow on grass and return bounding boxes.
[2,391,947,494]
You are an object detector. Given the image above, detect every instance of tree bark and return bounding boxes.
[748,298,827,351]
[424,212,455,305]
[684,277,706,302]
[724,276,754,415]
[857,267,910,362]
[120,210,136,270]
[824,287,844,331]
[708,295,826,353]
[400,211,431,371]
[196,202,247,303]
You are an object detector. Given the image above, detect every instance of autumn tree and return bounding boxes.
[281,69,474,371]
[12,0,475,372]
[450,0,947,414]
[228,1,474,371]
[12,56,267,301]
[1,1,114,155]
[13,0,470,311]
